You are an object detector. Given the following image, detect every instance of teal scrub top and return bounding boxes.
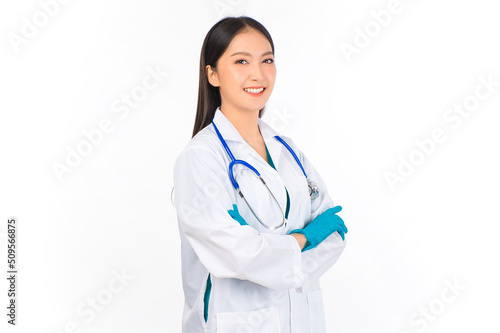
[204,143,290,322]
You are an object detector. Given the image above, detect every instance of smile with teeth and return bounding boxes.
[244,87,265,93]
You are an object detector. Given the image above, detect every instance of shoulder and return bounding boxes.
[173,124,225,171]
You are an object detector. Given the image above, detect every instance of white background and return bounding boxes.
[1,0,499,332]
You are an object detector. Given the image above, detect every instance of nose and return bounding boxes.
[249,62,264,81]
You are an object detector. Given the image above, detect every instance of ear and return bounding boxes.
[206,65,219,87]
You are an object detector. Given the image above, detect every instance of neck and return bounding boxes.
[220,105,262,143]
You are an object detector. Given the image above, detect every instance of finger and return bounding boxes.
[337,230,345,241]
[339,220,348,234]
[334,216,348,233]
[331,205,342,214]
[325,206,342,215]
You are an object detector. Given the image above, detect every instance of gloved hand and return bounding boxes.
[227,204,248,226]
[289,205,347,252]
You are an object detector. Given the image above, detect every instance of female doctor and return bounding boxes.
[173,16,348,333]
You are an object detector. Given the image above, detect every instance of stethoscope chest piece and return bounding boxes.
[307,179,320,200]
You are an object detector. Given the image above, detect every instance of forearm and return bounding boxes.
[290,233,308,251]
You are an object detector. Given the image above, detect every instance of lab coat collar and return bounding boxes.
[211,106,280,143]
[211,106,288,211]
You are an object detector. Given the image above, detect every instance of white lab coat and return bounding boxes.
[173,107,346,333]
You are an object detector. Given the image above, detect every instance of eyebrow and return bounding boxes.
[230,51,274,57]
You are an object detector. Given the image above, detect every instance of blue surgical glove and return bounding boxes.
[227,204,248,226]
[289,205,347,252]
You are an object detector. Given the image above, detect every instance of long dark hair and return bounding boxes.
[191,16,275,138]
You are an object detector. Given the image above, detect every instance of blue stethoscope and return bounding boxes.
[212,118,320,230]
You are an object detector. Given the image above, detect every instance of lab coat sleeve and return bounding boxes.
[286,137,347,291]
[173,142,305,290]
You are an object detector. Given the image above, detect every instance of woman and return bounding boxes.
[173,16,348,333]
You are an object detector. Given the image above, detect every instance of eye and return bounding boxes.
[264,58,274,64]
[235,59,248,64]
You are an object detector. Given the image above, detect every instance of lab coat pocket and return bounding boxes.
[283,174,310,231]
[198,273,210,332]
[307,288,326,333]
[216,305,280,333]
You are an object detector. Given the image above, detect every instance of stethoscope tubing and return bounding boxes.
[212,119,307,188]
[212,118,316,230]
[272,135,308,179]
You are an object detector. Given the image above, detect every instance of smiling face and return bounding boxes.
[206,27,276,115]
